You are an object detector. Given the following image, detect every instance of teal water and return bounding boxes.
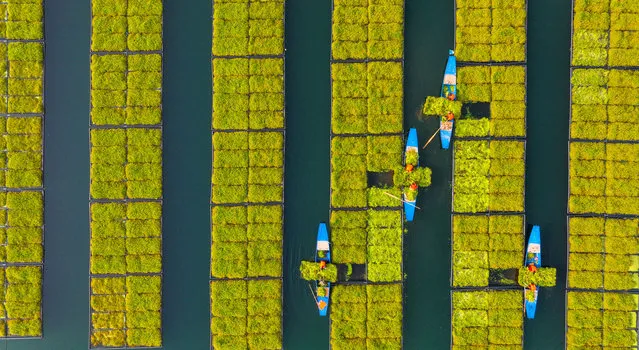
[524,0,571,348]
[9,0,570,349]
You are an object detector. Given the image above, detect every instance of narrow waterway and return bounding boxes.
[281,1,332,349]
[162,0,212,348]
[524,0,571,348]
[402,0,454,348]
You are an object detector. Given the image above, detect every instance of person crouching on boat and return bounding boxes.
[529,284,537,292]
[319,260,326,270]
[527,263,537,273]
[446,111,455,121]
[409,183,418,191]
[405,164,414,172]
[447,92,456,101]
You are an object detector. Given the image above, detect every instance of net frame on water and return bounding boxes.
[88,0,164,347]
[209,1,286,349]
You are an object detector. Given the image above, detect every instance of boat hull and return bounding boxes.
[404,128,419,222]
[440,50,457,150]
[524,225,541,319]
[315,223,331,316]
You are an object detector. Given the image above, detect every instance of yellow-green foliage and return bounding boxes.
[457,65,526,138]
[210,280,282,350]
[330,284,402,349]
[452,214,524,287]
[568,217,639,290]
[572,0,639,66]
[456,0,526,62]
[452,290,523,347]
[90,275,162,348]
[569,142,639,215]
[567,291,639,348]
[332,1,404,60]
[213,0,284,56]
[91,0,162,52]
[454,140,525,213]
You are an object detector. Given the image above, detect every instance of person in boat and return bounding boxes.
[319,280,326,287]
[447,92,456,101]
[405,164,414,172]
[409,182,418,191]
[446,111,455,121]
[527,263,537,273]
[529,284,537,292]
[319,260,326,270]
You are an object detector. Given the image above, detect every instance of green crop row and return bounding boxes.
[211,205,282,278]
[0,42,43,114]
[453,140,525,213]
[330,209,402,282]
[90,128,162,200]
[571,68,639,141]
[330,284,402,349]
[455,65,526,138]
[567,291,638,348]
[332,1,404,60]
[212,131,283,204]
[332,62,403,134]
[0,1,43,40]
[452,290,523,347]
[90,54,162,125]
[0,117,43,188]
[569,142,639,215]
[456,0,526,62]
[0,266,41,338]
[568,217,639,290]
[212,57,284,130]
[0,191,43,264]
[89,201,162,275]
[91,0,162,52]
[212,0,284,57]
[452,214,523,287]
[210,279,282,349]
[572,0,639,66]
[90,275,161,348]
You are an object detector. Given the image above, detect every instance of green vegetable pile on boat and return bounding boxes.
[518,267,557,287]
[299,261,338,283]
[422,96,462,118]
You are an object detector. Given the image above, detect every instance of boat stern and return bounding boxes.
[525,289,538,319]
[404,200,416,222]
[440,122,453,150]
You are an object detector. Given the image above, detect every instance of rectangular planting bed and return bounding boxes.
[455,0,527,63]
[330,284,403,350]
[327,0,407,344]
[572,0,639,67]
[89,0,163,348]
[210,1,285,349]
[0,0,44,340]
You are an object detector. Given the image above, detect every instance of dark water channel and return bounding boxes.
[5,0,569,349]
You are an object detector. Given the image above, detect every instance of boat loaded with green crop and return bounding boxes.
[210,0,285,348]
[89,0,163,347]
[567,2,639,347]
[455,0,527,62]
[0,0,44,339]
[572,0,639,67]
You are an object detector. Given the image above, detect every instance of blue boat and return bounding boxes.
[524,225,541,319]
[404,128,419,221]
[440,49,457,150]
[315,223,331,316]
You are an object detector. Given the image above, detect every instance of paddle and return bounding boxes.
[422,125,443,149]
[307,283,320,306]
[383,191,421,210]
